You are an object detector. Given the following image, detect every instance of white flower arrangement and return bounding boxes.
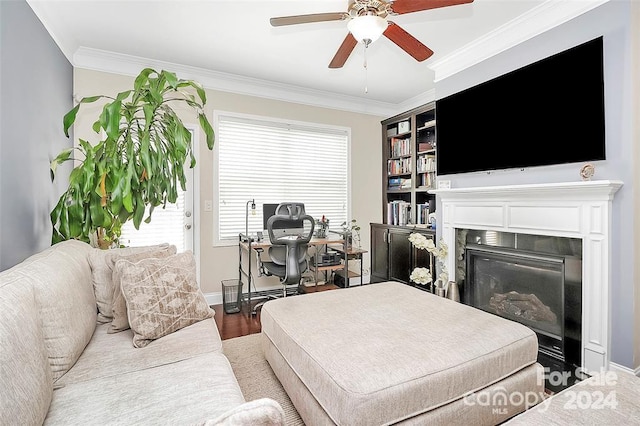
[409,267,432,285]
[408,233,449,285]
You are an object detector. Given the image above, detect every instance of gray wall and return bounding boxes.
[0,0,73,270]
[435,1,635,368]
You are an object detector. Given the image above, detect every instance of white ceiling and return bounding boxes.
[26,0,607,116]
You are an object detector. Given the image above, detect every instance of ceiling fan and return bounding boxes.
[270,0,474,68]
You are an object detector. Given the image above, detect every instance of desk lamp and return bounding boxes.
[245,199,256,240]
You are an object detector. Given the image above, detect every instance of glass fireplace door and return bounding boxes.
[465,244,565,359]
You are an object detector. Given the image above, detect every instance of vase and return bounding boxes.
[434,280,446,297]
[447,281,460,302]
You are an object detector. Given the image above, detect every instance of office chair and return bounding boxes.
[254,203,315,311]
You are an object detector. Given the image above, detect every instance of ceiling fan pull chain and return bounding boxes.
[363,43,368,94]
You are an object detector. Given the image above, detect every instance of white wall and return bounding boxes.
[435,1,637,370]
[73,68,383,300]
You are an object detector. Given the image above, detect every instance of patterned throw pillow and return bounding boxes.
[108,245,177,334]
[117,251,214,348]
[87,243,175,323]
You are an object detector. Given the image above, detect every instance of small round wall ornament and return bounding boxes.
[580,163,595,181]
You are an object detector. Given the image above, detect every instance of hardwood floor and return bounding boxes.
[212,284,339,340]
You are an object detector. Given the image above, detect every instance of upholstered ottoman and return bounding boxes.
[261,281,544,425]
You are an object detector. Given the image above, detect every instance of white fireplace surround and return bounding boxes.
[431,180,623,373]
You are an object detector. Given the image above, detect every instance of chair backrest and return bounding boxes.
[266,203,315,285]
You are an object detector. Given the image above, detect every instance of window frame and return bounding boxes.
[212,110,352,247]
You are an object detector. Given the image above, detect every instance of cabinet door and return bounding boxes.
[388,229,412,283]
[370,225,389,282]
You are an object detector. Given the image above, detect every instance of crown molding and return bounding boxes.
[430,0,610,83]
[72,47,397,117]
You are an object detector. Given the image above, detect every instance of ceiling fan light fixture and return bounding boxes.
[347,15,387,45]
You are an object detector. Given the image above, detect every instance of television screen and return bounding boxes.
[436,36,605,175]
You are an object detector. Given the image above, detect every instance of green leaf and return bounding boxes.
[199,113,215,150]
[133,193,145,229]
[50,148,74,181]
[63,104,81,138]
[104,100,122,141]
[134,68,155,91]
[163,70,178,89]
[116,90,131,102]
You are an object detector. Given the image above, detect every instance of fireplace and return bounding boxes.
[432,180,623,373]
[459,231,582,370]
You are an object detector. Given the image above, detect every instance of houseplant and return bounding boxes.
[341,219,361,249]
[50,68,214,248]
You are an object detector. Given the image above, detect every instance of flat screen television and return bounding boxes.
[436,36,605,175]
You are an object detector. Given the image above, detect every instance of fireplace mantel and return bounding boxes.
[431,180,623,373]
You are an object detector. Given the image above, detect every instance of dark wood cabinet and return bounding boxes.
[370,223,435,285]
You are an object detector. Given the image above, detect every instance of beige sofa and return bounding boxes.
[0,240,284,425]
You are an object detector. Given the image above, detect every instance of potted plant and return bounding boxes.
[341,219,361,249]
[49,68,214,248]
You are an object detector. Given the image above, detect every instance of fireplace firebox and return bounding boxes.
[459,231,582,373]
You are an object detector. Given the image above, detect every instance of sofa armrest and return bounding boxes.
[203,398,286,426]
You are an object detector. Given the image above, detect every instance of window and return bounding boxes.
[119,189,189,251]
[215,112,349,243]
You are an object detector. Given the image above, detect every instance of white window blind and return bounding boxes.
[120,191,187,252]
[217,113,348,242]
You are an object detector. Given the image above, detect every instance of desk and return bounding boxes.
[238,234,366,315]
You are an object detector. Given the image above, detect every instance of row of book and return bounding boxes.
[416,154,436,173]
[389,137,411,157]
[388,177,411,190]
[415,203,432,225]
[387,201,411,226]
[417,172,436,188]
[388,157,412,175]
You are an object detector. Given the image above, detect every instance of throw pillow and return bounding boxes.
[117,251,214,348]
[108,245,177,334]
[87,243,174,323]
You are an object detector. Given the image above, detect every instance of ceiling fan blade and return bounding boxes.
[384,22,434,62]
[329,33,358,68]
[391,0,474,15]
[270,12,348,27]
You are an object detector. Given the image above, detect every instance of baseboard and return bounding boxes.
[608,361,640,377]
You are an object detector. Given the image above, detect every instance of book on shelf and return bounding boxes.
[389,137,411,157]
[419,172,435,188]
[387,157,412,175]
[416,203,431,225]
[387,200,411,226]
[418,142,434,152]
[388,178,411,190]
[423,119,436,128]
[416,155,436,173]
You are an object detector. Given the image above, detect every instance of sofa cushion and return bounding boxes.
[88,243,175,323]
[109,245,177,334]
[261,281,540,426]
[20,240,96,381]
[0,269,53,426]
[57,319,222,386]
[117,251,214,348]
[45,352,245,425]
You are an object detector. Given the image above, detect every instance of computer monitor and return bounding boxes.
[262,203,304,238]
